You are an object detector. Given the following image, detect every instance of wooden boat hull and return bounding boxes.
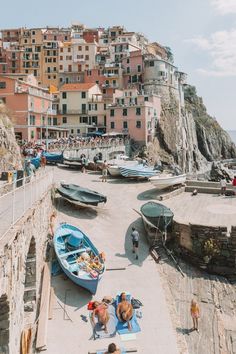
[149,174,186,189]
[54,223,105,294]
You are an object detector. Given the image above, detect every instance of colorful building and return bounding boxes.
[0,74,67,141]
[107,88,161,144]
[59,83,106,136]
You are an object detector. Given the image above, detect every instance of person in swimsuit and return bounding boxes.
[105,343,120,354]
[190,299,200,332]
[116,292,133,331]
[91,301,110,333]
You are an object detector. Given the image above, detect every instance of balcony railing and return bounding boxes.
[58,109,88,115]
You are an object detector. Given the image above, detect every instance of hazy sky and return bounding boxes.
[2,0,236,129]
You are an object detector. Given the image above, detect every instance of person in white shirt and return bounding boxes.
[220,178,227,195]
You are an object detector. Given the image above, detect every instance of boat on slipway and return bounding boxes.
[139,202,174,245]
[57,183,107,208]
[108,156,138,177]
[54,223,105,294]
[119,164,158,179]
[44,152,64,164]
[149,174,186,190]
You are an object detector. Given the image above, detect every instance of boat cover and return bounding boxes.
[44,152,63,163]
[57,183,107,206]
[140,202,174,230]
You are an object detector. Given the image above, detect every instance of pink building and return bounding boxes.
[107,88,161,144]
[122,50,144,89]
[0,74,66,141]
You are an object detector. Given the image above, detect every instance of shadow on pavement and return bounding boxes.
[176,327,195,335]
[115,217,149,267]
[54,197,98,220]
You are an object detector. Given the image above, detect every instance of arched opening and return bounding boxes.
[24,237,36,312]
[0,293,10,354]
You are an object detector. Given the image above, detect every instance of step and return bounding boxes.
[186,180,234,189]
[185,186,226,194]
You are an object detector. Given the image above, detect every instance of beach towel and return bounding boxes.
[115,294,141,335]
[90,304,118,340]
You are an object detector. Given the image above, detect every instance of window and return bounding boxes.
[81,91,86,99]
[68,47,71,53]
[71,129,74,134]
[78,46,82,51]
[59,65,63,70]
[53,117,57,126]
[53,58,56,63]
[110,109,115,117]
[149,61,154,67]
[81,103,86,113]
[123,109,127,116]
[123,121,128,129]
[127,67,130,74]
[136,107,141,115]
[104,104,106,110]
[137,65,141,72]
[127,58,130,64]
[80,116,88,123]
[85,55,89,60]
[62,116,67,123]
[111,122,115,129]
[24,39,27,44]
[32,39,35,44]
[53,50,57,56]
[62,92,67,99]
[77,129,80,134]
[34,70,37,76]
[92,116,97,125]
[54,35,57,41]
[29,115,35,125]
[53,67,57,72]
[0,97,6,103]
[136,121,141,128]
[65,36,68,41]
[85,46,89,51]
[0,82,6,89]
[144,96,149,102]
[32,31,35,35]
[60,48,63,53]
[62,104,67,114]
[31,131,35,139]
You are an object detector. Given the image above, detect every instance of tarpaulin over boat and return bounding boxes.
[57,183,107,206]
[140,202,174,231]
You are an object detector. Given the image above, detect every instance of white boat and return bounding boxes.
[149,174,186,189]
[107,156,137,177]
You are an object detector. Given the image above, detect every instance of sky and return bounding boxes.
[2,0,236,129]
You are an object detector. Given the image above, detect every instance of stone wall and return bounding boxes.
[0,190,53,354]
[171,222,236,276]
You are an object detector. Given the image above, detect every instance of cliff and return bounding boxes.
[184,85,236,162]
[0,103,22,171]
[147,85,236,173]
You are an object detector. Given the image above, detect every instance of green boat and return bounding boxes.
[140,202,174,245]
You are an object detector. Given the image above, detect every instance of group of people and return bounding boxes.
[19,136,127,154]
[91,292,134,334]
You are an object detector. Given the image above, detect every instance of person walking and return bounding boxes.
[101,160,108,182]
[220,177,227,195]
[190,299,200,332]
[131,227,139,260]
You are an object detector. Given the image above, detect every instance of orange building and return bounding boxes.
[0,74,67,141]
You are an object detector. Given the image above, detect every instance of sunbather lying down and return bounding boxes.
[105,343,120,354]
[92,301,110,333]
[116,292,133,331]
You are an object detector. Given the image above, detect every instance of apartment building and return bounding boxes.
[59,83,106,136]
[0,74,64,141]
[122,50,144,89]
[107,88,161,144]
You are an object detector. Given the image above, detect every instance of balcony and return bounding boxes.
[58,109,88,115]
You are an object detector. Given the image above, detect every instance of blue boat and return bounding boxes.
[119,164,158,179]
[54,223,105,294]
[30,157,41,169]
[44,152,64,164]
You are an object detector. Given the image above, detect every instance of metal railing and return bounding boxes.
[0,169,54,241]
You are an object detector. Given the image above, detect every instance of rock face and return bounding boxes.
[0,103,22,171]
[146,85,236,173]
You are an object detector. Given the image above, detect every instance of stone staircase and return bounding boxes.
[185,180,234,194]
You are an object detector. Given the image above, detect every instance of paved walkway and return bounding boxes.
[46,168,179,354]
